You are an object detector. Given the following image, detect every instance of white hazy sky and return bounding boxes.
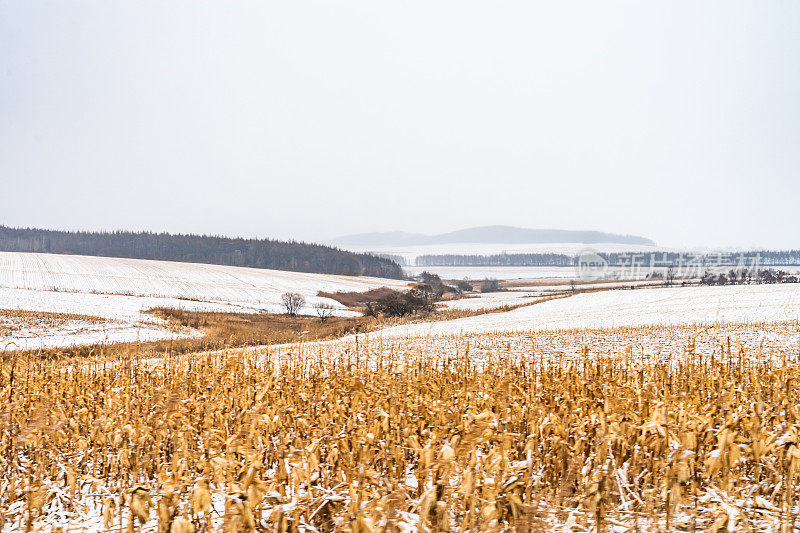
[1,1,798,249]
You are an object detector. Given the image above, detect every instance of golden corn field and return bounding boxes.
[3,321,800,531]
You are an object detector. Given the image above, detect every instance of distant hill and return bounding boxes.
[333,225,655,247]
[0,226,404,279]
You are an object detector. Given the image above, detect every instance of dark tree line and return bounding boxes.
[700,269,799,286]
[416,253,574,267]
[0,226,404,279]
[374,253,408,266]
[596,251,800,268]
[416,251,800,268]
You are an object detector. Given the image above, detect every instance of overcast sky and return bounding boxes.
[1,1,798,249]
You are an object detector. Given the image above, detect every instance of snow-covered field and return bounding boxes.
[440,291,547,311]
[0,252,408,311]
[0,287,240,351]
[0,311,196,352]
[404,265,583,280]
[340,241,670,264]
[506,279,664,292]
[377,283,800,337]
[403,264,691,281]
[0,252,409,350]
[404,264,800,281]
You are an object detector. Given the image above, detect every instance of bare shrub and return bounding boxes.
[456,280,473,293]
[281,292,306,316]
[665,266,676,286]
[314,302,335,322]
[479,278,499,292]
[376,291,413,317]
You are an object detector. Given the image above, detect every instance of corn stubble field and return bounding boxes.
[3,322,800,531]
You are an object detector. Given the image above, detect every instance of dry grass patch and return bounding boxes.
[0,309,376,360]
[317,287,401,308]
[0,308,105,336]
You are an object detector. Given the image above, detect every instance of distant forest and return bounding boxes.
[0,226,404,279]
[416,251,800,267]
[417,253,575,267]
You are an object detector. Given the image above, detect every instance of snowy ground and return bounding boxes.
[0,287,239,351]
[0,252,409,350]
[405,264,800,281]
[404,264,678,281]
[376,283,800,337]
[505,279,665,292]
[440,280,665,311]
[404,265,585,280]
[0,251,408,311]
[0,312,197,352]
[440,291,547,311]
[339,241,671,265]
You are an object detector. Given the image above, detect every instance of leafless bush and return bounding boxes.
[314,302,335,322]
[281,292,306,316]
[480,278,500,292]
[456,279,473,293]
[665,266,676,286]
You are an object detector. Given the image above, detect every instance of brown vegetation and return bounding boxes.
[317,287,401,308]
[0,294,554,360]
[4,323,800,530]
[0,309,105,336]
[149,307,374,348]
[0,310,374,361]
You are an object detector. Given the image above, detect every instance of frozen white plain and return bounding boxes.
[3,251,799,350]
[0,252,409,350]
[375,283,800,338]
[439,291,545,311]
[404,264,800,282]
[339,241,671,264]
[440,280,667,312]
[403,265,585,280]
[0,252,408,310]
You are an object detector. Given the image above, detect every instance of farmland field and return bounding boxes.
[4,0,798,530]
[0,252,409,312]
[378,283,800,338]
[3,254,800,531]
[3,320,800,531]
[338,242,666,266]
[0,252,410,350]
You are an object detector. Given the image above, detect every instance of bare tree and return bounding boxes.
[363,300,380,318]
[456,279,473,293]
[409,284,437,314]
[665,266,676,287]
[376,291,413,317]
[281,292,306,316]
[314,302,335,322]
[479,278,500,293]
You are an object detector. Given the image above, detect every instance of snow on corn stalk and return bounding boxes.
[1,321,800,531]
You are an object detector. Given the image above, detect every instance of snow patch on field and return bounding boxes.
[0,288,226,350]
[0,251,408,312]
[0,319,196,352]
[0,252,409,349]
[440,291,545,311]
[506,279,665,292]
[377,284,800,337]
[341,242,670,263]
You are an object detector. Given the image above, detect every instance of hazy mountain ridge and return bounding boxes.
[333,226,655,247]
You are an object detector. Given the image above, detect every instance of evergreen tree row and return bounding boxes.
[0,226,404,279]
[416,251,800,267]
